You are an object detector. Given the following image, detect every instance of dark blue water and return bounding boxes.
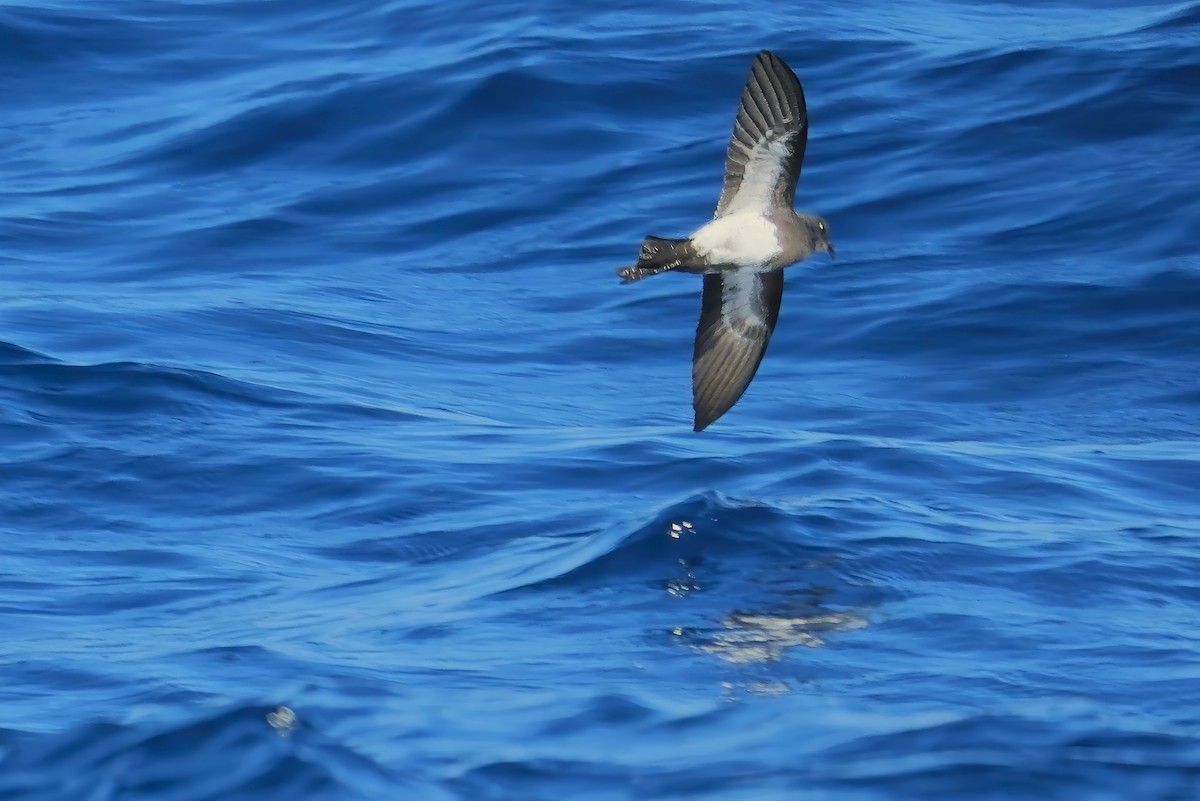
[3,1,1200,798]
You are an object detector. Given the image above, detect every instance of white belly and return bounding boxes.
[690,212,781,267]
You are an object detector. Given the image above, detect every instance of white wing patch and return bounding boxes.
[722,135,793,216]
[690,211,782,267]
[720,269,766,337]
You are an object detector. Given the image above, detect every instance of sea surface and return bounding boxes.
[2,1,1199,798]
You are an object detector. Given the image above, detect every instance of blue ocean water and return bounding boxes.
[2,0,1200,797]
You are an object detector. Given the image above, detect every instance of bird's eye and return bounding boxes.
[818,221,826,232]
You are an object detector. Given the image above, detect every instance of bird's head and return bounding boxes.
[803,214,835,259]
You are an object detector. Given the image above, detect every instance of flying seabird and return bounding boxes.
[617,51,834,432]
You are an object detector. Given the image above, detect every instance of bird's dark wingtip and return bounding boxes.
[755,50,788,67]
[692,407,717,432]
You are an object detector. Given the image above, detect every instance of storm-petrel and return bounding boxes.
[617,51,834,432]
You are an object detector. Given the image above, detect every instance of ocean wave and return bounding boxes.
[0,704,443,801]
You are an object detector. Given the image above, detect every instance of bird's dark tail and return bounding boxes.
[617,236,701,283]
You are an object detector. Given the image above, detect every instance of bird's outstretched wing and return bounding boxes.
[714,51,808,217]
[692,269,784,431]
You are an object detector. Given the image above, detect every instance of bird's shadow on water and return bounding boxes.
[486,490,886,686]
